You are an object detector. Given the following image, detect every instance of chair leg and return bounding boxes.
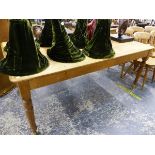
[133,60,140,72]
[152,68,155,83]
[142,66,149,89]
[120,63,125,78]
[122,62,134,78]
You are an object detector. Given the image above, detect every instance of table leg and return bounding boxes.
[122,62,134,78]
[132,57,148,89]
[120,63,125,78]
[152,68,155,83]
[142,65,149,89]
[18,81,37,134]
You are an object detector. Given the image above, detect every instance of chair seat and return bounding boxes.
[150,51,155,58]
[146,57,155,66]
[137,57,155,66]
[137,58,142,62]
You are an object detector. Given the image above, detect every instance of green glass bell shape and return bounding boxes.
[83,19,115,59]
[47,19,85,63]
[0,19,49,76]
[39,19,53,47]
[70,19,87,49]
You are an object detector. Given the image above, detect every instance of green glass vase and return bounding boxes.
[0,19,49,76]
[83,19,115,59]
[39,19,53,47]
[47,19,85,63]
[70,19,87,49]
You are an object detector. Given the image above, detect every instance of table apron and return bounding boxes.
[16,51,150,90]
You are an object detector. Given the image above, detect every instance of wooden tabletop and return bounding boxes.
[1,41,154,89]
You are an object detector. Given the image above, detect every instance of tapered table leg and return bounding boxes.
[152,68,155,83]
[120,63,125,78]
[18,81,37,134]
[132,57,148,89]
[122,62,134,78]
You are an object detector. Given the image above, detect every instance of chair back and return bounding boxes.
[125,27,134,36]
[149,30,155,46]
[149,30,155,57]
[130,26,145,32]
[145,26,155,33]
[134,32,151,44]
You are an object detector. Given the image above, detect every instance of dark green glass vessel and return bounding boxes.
[70,19,87,49]
[47,19,85,63]
[39,19,53,47]
[0,19,49,76]
[83,19,115,59]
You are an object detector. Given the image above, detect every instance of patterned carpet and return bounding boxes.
[0,66,155,135]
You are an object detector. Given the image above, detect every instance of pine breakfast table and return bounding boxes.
[1,41,154,134]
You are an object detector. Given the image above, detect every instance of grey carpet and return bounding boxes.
[0,66,155,135]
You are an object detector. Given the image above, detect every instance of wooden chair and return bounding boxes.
[125,27,134,37]
[134,32,150,43]
[120,31,146,78]
[145,26,155,33]
[120,27,134,77]
[134,32,155,88]
[130,26,145,33]
[140,31,155,86]
[142,57,155,87]
[124,26,144,37]
[150,30,155,46]
[121,32,155,89]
